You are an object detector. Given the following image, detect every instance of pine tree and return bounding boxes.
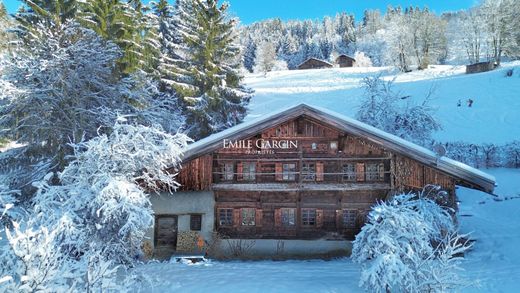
[152,0,195,96]
[242,35,257,73]
[78,0,158,75]
[16,0,78,26]
[175,0,252,139]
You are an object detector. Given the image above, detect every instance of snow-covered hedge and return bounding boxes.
[443,141,520,168]
[352,188,471,292]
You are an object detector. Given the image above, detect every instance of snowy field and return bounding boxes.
[135,169,520,293]
[244,63,520,144]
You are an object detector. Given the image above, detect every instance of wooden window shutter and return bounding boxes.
[356,163,365,182]
[233,209,240,228]
[316,209,324,228]
[237,162,243,181]
[275,163,283,181]
[316,162,324,181]
[274,208,282,227]
[255,209,263,227]
[335,209,343,229]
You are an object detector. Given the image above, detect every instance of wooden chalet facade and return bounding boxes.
[150,104,495,257]
[336,55,356,67]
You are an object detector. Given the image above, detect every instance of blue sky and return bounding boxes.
[4,0,477,24]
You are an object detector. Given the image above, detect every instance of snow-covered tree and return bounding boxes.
[406,7,447,69]
[0,22,175,194]
[272,59,288,71]
[173,0,252,140]
[459,8,487,64]
[480,0,518,65]
[79,0,160,75]
[0,122,189,291]
[502,141,520,168]
[353,51,372,67]
[254,41,277,74]
[352,189,471,293]
[356,75,441,146]
[242,35,257,73]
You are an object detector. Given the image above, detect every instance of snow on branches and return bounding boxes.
[356,74,441,147]
[352,188,471,293]
[0,122,189,291]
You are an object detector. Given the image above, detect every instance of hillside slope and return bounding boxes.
[244,63,520,145]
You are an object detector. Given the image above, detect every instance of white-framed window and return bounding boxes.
[218,208,233,226]
[282,163,296,181]
[366,163,384,181]
[301,208,316,226]
[301,162,316,181]
[242,162,256,181]
[222,163,234,181]
[342,209,358,228]
[342,163,356,181]
[281,208,296,226]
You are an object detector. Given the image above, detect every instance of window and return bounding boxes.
[301,209,316,226]
[301,163,316,181]
[282,163,296,181]
[330,141,338,150]
[241,208,256,226]
[222,163,234,181]
[342,164,356,181]
[281,208,296,226]
[190,214,202,231]
[366,163,384,181]
[242,162,256,181]
[311,142,317,150]
[218,209,233,226]
[342,209,358,228]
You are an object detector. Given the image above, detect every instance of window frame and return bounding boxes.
[281,208,296,227]
[301,208,316,226]
[282,163,296,181]
[222,162,234,181]
[242,162,256,181]
[241,208,256,226]
[342,209,358,229]
[190,214,202,231]
[301,162,316,181]
[218,208,233,226]
[342,163,356,181]
[366,162,384,181]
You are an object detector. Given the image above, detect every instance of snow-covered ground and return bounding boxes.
[458,168,520,292]
[135,168,520,293]
[244,62,520,144]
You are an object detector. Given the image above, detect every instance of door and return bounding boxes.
[155,215,178,249]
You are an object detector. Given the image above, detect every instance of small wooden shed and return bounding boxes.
[335,55,356,67]
[466,61,495,74]
[297,58,333,70]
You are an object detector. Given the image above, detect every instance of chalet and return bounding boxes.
[297,58,333,70]
[145,104,495,258]
[335,54,356,67]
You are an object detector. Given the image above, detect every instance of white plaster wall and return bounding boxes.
[217,239,352,258]
[144,191,215,248]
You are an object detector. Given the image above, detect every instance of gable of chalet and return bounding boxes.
[181,103,496,193]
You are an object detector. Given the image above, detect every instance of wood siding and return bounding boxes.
[176,116,461,240]
[177,155,212,191]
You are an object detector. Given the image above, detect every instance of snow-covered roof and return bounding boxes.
[336,54,355,60]
[183,103,496,193]
[297,58,334,67]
